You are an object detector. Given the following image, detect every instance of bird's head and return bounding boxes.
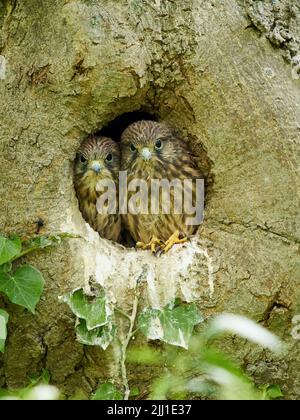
[121,120,181,175]
[74,135,120,191]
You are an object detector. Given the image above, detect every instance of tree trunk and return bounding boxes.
[0,0,299,398]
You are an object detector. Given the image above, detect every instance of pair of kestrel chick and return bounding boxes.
[74,121,203,253]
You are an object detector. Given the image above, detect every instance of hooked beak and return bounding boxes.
[90,161,102,174]
[141,147,152,161]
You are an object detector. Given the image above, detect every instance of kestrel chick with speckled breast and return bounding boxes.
[121,120,203,252]
[74,135,121,242]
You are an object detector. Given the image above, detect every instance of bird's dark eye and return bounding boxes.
[80,155,87,163]
[155,139,163,150]
[105,153,113,162]
[130,144,136,152]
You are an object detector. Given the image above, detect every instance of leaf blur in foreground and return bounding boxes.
[132,310,284,400]
[207,313,282,352]
[92,383,122,400]
[0,309,9,353]
[138,301,203,349]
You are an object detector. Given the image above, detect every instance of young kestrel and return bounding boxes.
[121,120,203,252]
[74,135,121,242]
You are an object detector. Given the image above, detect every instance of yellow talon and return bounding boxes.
[136,236,164,253]
[137,231,188,254]
[162,230,188,253]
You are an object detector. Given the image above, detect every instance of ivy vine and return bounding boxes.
[0,234,61,353]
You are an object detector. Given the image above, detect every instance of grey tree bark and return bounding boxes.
[0,0,299,398]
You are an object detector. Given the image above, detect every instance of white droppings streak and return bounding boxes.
[60,209,215,308]
[94,252,114,286]
[198,247,215,298]
[165,239,215,300]
[154,0,161,9]
[145,265,160,309]
[178,329,188,349]
[0,56,6,80]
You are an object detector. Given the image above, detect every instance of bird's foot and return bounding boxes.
[162,230,188,253]
[136,236,164,254]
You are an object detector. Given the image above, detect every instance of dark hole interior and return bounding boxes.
[97,111,157,142]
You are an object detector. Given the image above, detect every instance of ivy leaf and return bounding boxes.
[62,288,108,330]
[0,309,9,353]
[62,288,115,349]
[92,383,122,400]
[76,318,116,350]
[0,265,44,313]
[138,301,203,349]
[0,235,21,265]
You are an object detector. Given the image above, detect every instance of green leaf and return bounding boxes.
[129,387,140,397]
[127,346,164,365]
[0,262,12,274]
[150,373,186,400]
[76,318,116,350]
[0,235,21,265]
[201,348,259,400]
[63,288,108,330]
[138,301,203,349]
[0,309,9,353]
[28,369,51,386]
[23,236,61,251]
[92,383,122,400]
[201,348,248,379]
[40,369,51,385]
[266,384,283,399]
[0,265,44,313]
